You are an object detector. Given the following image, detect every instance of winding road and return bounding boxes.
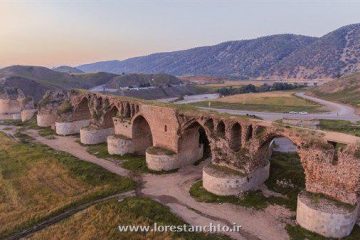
[188,92,360,122]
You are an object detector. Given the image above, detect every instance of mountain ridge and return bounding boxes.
[77,23,360,80]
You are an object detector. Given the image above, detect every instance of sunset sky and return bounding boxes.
[1,0,360,67]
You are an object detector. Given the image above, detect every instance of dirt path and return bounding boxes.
[21,129,290,240]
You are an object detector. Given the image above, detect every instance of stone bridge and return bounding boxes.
[30,90,360,238]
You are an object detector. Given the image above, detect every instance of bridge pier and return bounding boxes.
[80,127,114,145]
[145,146,179,171]
[37,112,57,128]
[21,109,37,122]
[107,135,134,155]
[202,161,270,196]
[55,119,90,136]
[296,191,359,238]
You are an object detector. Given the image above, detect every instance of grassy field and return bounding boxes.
[191,91,323,113]
[0,132,135,238]
[318,119,360,137]
[28,197,231,240]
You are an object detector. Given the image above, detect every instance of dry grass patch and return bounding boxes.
[28,197,230,240]
[192,91,323,113]
[0,132,135,238]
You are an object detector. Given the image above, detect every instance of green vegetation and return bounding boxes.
[0,132,135,239]
[29,197,231,240]
[318,119,360,137]
[264,152,305,211]
[146,146,176,155]
[1,117,56,138]
[286,224,360,240]
[207,163,245,176]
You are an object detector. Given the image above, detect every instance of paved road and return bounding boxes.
[198,92,360,122]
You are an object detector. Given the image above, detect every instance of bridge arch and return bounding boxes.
[103,105,119,128]
[132,115,153,154]
[72,97,91,120]
[216,120,225,138]
[229,122,242,151]
[178,121,211,165]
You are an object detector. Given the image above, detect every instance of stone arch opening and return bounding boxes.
[230,123,241,151]
[178,122,211,165]
[103,106,119,128]
[132,115,153,154]
[246,125,253,141]
[260,135,305,206]
[73,97,90,120]
[124,103,131,118]
[216,121,225,138]
[204,119,214,131]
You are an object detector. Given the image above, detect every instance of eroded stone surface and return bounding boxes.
[33,90,360,206]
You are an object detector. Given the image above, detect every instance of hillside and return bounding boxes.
[309,72,360,108]
[0,65,194,101]
[52,66,84,74]
[0,65,116,89]
[268,24,360,79]
[105,73,182,88]
[78,23,360,80]
[79,34,316,79]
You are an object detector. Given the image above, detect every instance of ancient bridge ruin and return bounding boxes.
[2,89,360,238]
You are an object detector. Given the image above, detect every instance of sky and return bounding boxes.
[1,0,360,67]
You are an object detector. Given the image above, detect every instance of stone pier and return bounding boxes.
[55,119,90,136]
[80,127,114,145]
[296,191,359,238]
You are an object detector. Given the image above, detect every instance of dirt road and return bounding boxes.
[198,92,360,122]
[21,129,290,240]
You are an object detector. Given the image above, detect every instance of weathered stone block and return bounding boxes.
[202,162,270,196]
[55,119,90,136]
[146,147,179,171]
[37,113,57,127]
[80,127,114,145]
[296,191,359,238]
[107,135,134,155]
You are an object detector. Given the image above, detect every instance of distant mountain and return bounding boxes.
[78,34,316,79]
[0,65,195,101]
[78,23,360,80]
[52,66,84,74]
